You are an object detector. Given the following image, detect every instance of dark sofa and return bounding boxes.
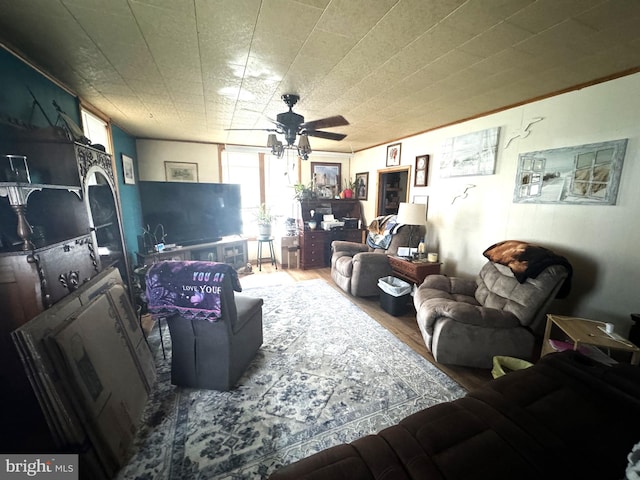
[270,351,640,480]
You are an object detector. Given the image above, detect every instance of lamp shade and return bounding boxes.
[396,202,426,226]
[297,134,310,150]
[267,134,278,148]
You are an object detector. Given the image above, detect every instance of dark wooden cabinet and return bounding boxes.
[296,199,366,269]
[0,141,128,379]
[300,230,328,269]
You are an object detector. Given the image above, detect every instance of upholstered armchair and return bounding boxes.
[146,261,263,390]
[331,224,425,297]
[413,241,572,368]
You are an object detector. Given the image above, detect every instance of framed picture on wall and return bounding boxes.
[122,154,135,185]
[355,172,369,200]
[386,143,401,167]
[311,162,341,198]
[165,161,198,182]
[414,154,429,186]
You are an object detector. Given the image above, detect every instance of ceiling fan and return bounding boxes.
[225,94,349,159]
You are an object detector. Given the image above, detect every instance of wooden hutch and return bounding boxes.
[1,131,129,449]
[297,198,366,269]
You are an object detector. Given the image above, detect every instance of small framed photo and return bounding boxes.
[386,143,401,167]
[355,172,369,200]
[122,154,135,185]
[165,161,198,182]
[414,154,430,187]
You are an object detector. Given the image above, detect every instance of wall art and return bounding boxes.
[355,172,369,200]
[122,154,135,185]
[414,154,429,186]
[439,127,500,178]
[386,143,401,167]
[165,161,198,182]
[513,138,627,205]
[311,162,341,198]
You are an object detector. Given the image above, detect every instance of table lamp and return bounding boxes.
[396,202,426,249]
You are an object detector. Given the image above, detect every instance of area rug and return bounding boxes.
[116,279,466,479]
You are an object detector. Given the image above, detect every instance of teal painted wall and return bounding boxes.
[1,46,142,268]
[111,125,143,266]
[0,47,80,129]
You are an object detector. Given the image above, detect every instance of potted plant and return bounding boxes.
[341,178,357,199]
[292,182,314,201]
[254,203,275,238]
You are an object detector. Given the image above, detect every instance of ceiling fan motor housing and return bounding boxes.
[276,110,304,145]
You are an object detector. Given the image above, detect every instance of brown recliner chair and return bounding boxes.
[331,223,425,297]
[413,240,572,368]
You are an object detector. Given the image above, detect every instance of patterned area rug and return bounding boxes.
[116,279,465,479]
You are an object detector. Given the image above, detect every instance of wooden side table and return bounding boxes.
[388,256,441,285]
[541,314,640,365]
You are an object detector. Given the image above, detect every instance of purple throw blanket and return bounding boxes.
[146,261,242,321]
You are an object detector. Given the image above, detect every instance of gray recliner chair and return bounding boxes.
[166,285,263,390]
[413,241,571,368]
[331,224,425,297]
[147,261,263,391]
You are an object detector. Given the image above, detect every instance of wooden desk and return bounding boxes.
[388,256,441,285]
[541,314,640,365]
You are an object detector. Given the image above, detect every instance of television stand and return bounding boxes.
[136,236,248,270]
[179,237,222,247]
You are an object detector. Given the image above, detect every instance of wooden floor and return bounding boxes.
[246,263,493,392]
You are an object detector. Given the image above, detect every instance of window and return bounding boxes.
[265,151,299,219]
[222,149,300,237]
[81,108,111,153]
[221,151,261,237]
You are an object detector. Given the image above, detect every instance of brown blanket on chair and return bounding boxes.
[483,240,572,298]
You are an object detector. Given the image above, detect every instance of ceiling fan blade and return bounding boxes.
[224,128,279,132]
[300,115,349,130]
[305,130,347,141]
[239,109,285,129]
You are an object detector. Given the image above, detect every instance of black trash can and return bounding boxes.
[378,276,412,316]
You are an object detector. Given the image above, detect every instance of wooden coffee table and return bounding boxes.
[388,256,441,285]
[541,314,640,365]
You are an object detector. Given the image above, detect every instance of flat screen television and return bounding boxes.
[139,181,242,246]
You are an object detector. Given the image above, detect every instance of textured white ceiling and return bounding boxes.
[1,0,640,153]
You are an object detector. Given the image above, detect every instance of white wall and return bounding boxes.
[352,73,640,333]
[136,139,220,182]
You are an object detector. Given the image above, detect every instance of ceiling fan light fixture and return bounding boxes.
[297,134,312,160]
[267,134,284,158]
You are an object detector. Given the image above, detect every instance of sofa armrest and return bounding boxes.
[332,240,369,255]
[350,252,392,297]
[352,251,390,265]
